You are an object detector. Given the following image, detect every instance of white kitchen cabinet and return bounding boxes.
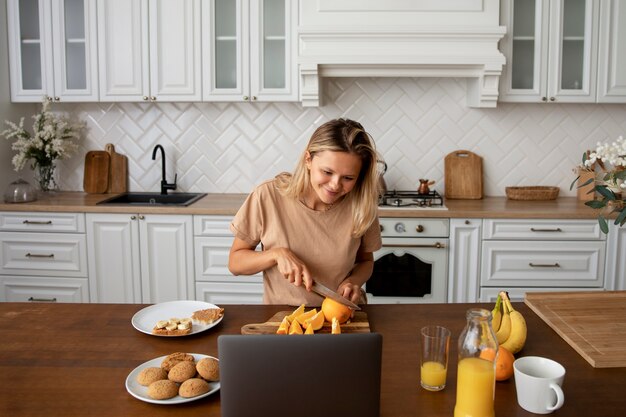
[193,215,263,304]
[447,218,482,303]
[6,0,98,102]
[604,223,626,290]
[0,212,89,303]
[479,286,603,302]
[596,0,626,102]
[499,0,600,103]
[86,213,194,303]
[97,0,202,102]
[481,219,606,292]
[202,0,298,101]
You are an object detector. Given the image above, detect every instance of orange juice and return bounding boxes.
[454,357,495,417]
[420,361,447,389]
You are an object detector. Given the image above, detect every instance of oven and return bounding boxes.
[365,191,449,304]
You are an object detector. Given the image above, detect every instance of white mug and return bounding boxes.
[513,356,565,414]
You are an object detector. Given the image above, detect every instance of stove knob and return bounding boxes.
[380,224,384,232]
[416,225,424,233]
[394,223,406,233]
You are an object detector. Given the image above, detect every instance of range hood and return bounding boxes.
[297,1,507,108]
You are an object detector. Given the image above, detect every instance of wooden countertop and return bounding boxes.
[0,191,600,219]
[1,302,624,417]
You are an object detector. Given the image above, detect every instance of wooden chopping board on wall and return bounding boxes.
[83,151,110,194]
[241,310,370,334]
[525,291,626,368]
[105,143,128,193]
[444,150,483,199]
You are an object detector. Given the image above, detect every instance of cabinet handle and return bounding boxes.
[28,297,57,302]
[252,96,257,101]
[529,262,560,268]
[142,96,148,101]
[530,227,562,232]
[46,96,53,102]
[542,96,547,102]
[138,215,145,220]
[243,96,249,101]
[131,215,136,220]
[150,96,156,101]
[465,220,470,225]
[54,96,60,101]
[549,97,555,102]
[22,220,52,225]
[25,253,54,258]
[387,242,446,249]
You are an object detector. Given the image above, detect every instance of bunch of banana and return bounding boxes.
[491,291,527,354]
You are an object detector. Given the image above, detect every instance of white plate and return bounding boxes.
[125,353,220,405]
[131,300,223,337]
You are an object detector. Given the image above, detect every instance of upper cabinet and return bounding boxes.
[97,0,202,102]
[202,0,298,102]
[597,0,626,102]
[499,0,626,104]
[6,0,98,102]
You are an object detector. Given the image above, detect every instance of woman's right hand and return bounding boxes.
[272,248,313,290]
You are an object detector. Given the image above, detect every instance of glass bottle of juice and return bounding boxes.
[454,308,498,417]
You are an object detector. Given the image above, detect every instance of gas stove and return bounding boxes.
[378,190,446,209]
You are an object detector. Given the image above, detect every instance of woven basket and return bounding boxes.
[505,186,560,200]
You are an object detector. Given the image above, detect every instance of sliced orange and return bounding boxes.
[331,317,341,334]
[304,324,314,334]
[288,319,303,335]
[295,308,317,326]
[321,297,352,324]
[303,310,325,331]
[276,316,290,334]
[285,304,305,322]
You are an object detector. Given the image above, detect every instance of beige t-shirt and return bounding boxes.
[230,179,382,306]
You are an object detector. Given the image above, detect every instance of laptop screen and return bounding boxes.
[218,333,383,417]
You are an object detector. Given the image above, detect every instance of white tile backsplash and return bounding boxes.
[52,77,626,196]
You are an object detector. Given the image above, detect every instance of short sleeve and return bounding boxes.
[360,216,382,253]
[230,187,264,247]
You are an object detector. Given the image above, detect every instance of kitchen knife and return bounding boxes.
[311,281,361,311]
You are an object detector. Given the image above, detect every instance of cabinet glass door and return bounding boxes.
[62,0,87,90]
[17,0,45,91]
[215,0,238,89]
[262,0,286,89]
[510,0,537,90]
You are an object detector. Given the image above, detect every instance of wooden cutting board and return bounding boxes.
[525,291,626,368]
[83,151,110,194]
[241,310,370,334]
[444,150,483,199]
[105,143,128,193]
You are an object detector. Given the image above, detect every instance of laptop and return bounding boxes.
[218,333,383,417]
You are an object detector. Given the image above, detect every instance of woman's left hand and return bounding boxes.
[337,279,362,304]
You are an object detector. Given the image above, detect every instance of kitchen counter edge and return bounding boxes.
[0,192,601,219]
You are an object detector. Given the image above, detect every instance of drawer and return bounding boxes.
[479,287,605,302]
[482,219,604,240]
[481,241,605,288]
[0,232,88,277]
[0,212,85,233]
[196,281,264,305]
[194,236,261,282]
[0,276,89,303]
[193,215,233,236]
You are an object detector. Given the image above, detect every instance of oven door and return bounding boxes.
[365,237,448,304]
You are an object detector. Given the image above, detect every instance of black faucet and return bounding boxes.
[151,144,177,195]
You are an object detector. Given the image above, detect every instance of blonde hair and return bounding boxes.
[275,118,380,237]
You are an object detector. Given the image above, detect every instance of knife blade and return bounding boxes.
[311,281,361,311]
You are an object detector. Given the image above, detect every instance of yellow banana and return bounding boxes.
[496,292,511,344]
[491,293,503,332]
[500,296,527,354]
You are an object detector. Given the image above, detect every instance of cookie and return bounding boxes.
[179,378,210,398]
[161,352,194,372]
[136,366,168,386]
[168,360,197,383]
[147,379,179,400]
[196,357,220,381]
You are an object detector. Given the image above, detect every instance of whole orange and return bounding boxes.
[495,346,515,381]
[321,297,352,324]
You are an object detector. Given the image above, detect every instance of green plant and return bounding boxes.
[571,136,626,233]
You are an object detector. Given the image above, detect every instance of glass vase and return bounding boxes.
[34,162,58,192]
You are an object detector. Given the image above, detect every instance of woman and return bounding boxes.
[228,118,382,306]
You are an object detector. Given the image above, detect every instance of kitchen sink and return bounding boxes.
[96,192,206,207]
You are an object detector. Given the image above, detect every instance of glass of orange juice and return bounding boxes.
[420,325,451,391]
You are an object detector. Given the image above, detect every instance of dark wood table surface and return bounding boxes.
[1,302,624,416]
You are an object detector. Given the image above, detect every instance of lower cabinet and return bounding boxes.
[0,212,89,303]
[86,213,193,303]
[193,215,263,304]
[447,218,482,302]
[605,223,626,290]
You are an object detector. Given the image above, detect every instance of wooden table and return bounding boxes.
[1,302,624,416]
